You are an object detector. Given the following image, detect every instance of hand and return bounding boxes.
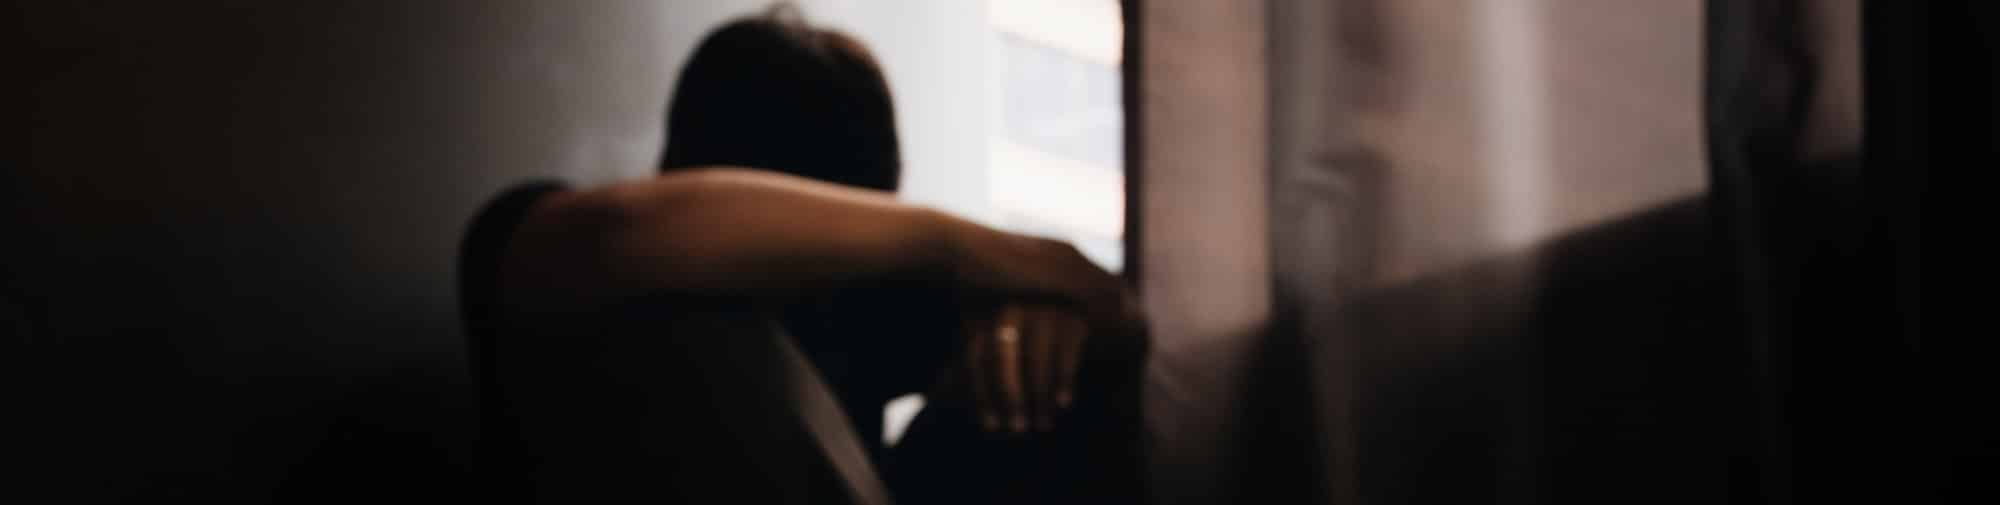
[942,229,1128,330]
[931,225,1145,433]
[960,303,1090,434]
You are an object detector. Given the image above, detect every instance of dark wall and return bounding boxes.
[1325,198,1735,505]
[11,2,674,503]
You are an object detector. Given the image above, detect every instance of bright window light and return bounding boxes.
[886,0,1125,446]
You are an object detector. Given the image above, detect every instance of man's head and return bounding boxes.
[661,4,901,193]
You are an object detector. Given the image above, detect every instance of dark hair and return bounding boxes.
[660,5,902,192]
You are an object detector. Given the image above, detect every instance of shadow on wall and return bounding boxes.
[17,1,688,502]
[1329,198,1725,505]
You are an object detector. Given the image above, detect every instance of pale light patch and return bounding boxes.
[883,393,926,447]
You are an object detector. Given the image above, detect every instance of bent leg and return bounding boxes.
[498,302,888,504]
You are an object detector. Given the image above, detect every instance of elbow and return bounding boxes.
[517,187,652,292]
[557,182,717,296]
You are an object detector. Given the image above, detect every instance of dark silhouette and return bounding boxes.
[459,5,1148,504]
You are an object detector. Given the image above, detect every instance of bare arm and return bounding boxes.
[496,166,1143,433]
[498,167,1118,315]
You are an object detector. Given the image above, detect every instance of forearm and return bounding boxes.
[505,167,968,307]
[604,168,965,296]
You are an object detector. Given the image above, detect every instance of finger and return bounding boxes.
[963,307,998,432]
[994,305,1027,434]
[1056,310,1088,411]
[1027,307,1060,432]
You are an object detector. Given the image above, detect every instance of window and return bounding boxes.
[885,0,1125,447]
[986,0,1125,272]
